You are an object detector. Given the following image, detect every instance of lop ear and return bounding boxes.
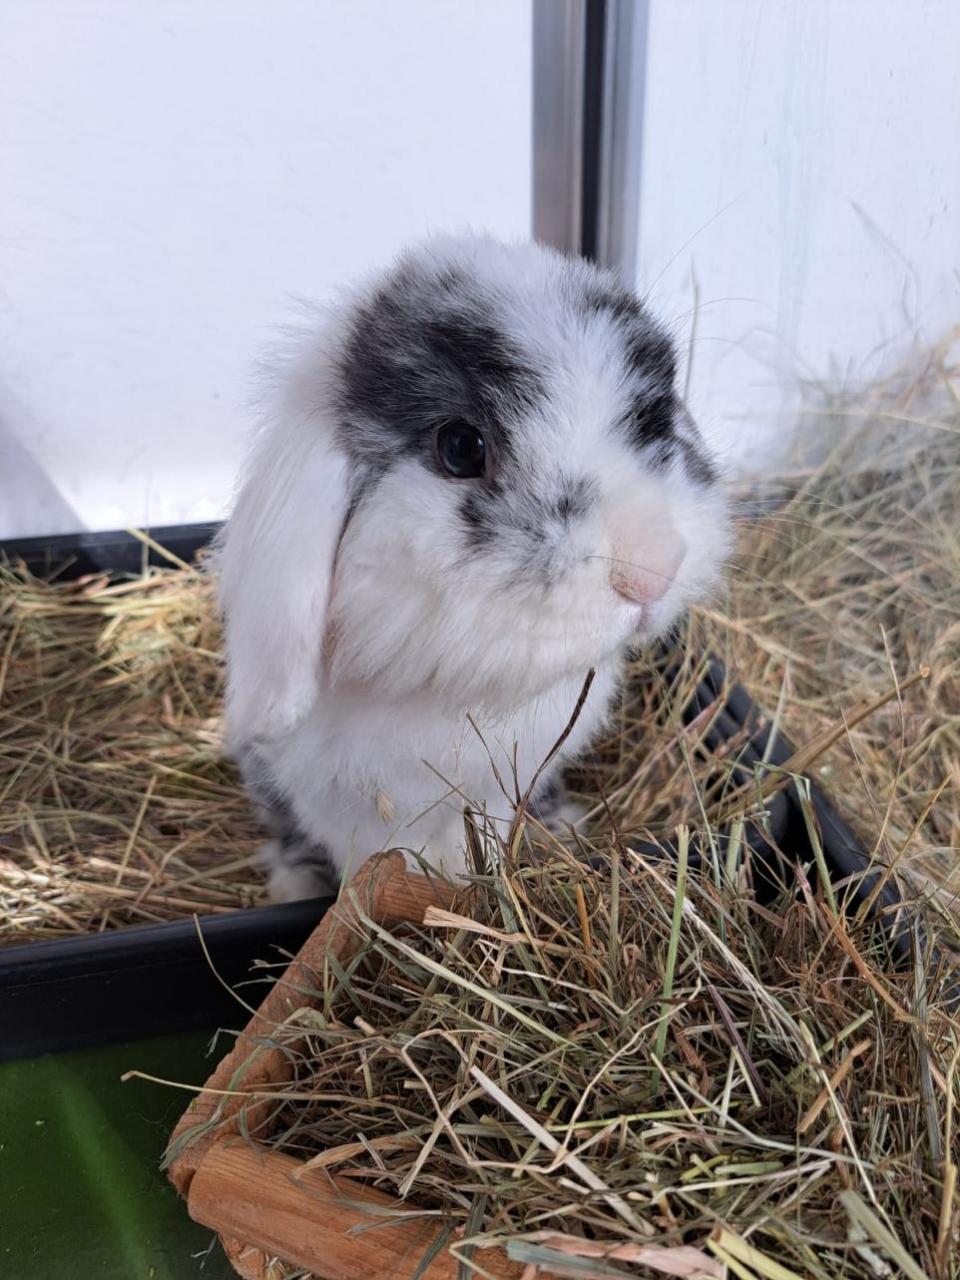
[216,413,351,748]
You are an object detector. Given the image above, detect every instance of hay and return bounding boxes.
[0,549,265,942]
[240,828,959,1279]
[699,331,959,902]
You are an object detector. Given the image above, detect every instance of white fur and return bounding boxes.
[217,234,731,895]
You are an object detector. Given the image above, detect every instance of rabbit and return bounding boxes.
[216,234,731,901]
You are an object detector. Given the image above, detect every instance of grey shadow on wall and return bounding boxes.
[0,411,85,540]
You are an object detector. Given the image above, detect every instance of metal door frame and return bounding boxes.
[532,0,649,279]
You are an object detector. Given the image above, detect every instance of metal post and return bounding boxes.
[594,0,649,281]
[532,0,648,279]
[532,0,587,257]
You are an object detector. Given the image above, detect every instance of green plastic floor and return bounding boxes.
[1,1031,237,1278]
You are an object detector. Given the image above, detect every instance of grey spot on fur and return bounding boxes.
[551,475,596,523]
[675,436,717,486]
[240,748,340,888]
[527,773,564,822]
[336,261,543,471]
[458,473,598,560]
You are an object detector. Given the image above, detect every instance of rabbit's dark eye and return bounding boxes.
[434,421,487,479]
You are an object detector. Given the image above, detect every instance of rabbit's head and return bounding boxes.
[219,235,730,741]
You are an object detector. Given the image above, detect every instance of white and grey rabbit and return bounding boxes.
[217,234,731,901]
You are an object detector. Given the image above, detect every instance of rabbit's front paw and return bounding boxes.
[258,839,339,903]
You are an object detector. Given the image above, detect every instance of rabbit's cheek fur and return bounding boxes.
[327,447,727,712]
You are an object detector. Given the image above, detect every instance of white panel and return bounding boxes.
[0,0,532,537]
[635,0,960,473]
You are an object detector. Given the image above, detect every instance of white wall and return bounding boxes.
[635,0,960,474]
[0,0,532,538]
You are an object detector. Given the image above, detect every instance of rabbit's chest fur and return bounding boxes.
[259,660,621,876]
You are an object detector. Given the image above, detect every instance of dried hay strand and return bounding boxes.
[0,548,265,941]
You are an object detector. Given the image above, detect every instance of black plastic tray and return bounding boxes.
[0,897,333,1061]
[2,521,222,578]
[0,522,919,1062]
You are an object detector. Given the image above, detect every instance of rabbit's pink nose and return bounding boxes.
[609,537,687,605]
